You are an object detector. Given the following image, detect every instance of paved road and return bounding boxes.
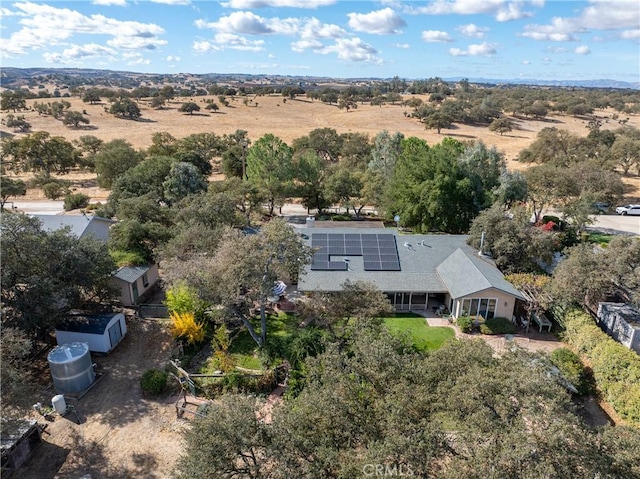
[9,200,639,235]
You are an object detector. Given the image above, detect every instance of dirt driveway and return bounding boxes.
[19,318,186,479]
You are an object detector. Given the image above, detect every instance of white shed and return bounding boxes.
[55,313,127,354]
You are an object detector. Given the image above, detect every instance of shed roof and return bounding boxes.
[112,265,151,284]
[56,313,121,335]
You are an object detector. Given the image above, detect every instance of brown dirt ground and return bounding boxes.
[2,95,639,200]
[17,318,186,479]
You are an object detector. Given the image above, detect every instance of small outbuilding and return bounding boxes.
[1,419,42,472]
[110,264,160,307]
[55,313,127,354]
[597,302,640,353]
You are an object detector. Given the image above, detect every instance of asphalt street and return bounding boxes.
[10,200,640,235]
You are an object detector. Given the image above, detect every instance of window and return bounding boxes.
[142,273,149,288]
[461,298,497,319]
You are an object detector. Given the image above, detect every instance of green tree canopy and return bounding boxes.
[94,139,144,188]
[1,214,116,336]
[0,176,27,209]
[176,325,639,479]
[246,134,294,215]
[163,161,208,205]
[1,131,79,177]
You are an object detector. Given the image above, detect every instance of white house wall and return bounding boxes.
[453,288,517,320]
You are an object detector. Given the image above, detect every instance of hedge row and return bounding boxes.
[562,310,640,426]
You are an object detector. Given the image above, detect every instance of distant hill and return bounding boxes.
[1,67,638,90]
[448,77,640,90]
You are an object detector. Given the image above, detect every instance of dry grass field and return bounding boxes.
[2,93,640,200]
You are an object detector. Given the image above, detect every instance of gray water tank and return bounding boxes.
[48,342,95,394]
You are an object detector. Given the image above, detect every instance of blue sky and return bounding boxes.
[1,1,639,81]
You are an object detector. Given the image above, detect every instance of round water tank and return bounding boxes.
[48,343,95,395]
[51,394,67,415]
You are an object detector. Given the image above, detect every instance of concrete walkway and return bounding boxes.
[413,310,562,355]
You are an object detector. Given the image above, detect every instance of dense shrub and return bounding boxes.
[479,317,515,335]
[41,180,70,200]
[63,192,90,211]
[110,249,147,267]
[203,370,275,397]
[169,311,205,345]
[562,310,640,426]
[456,316,473,333]
[550,347,589,395]
[141,369,168,395]
[331,214,351,221]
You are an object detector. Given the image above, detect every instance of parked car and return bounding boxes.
[615,204,640,215]
[593,202,610,214]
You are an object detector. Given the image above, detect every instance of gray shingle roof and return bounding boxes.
[298,227,524,300]
[112,265,151,283]
[436,248,525,299]
[33,214,114,242]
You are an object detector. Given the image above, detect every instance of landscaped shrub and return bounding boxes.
[331,214,351,221]
[479,317,515,335]
[456,316,473,333]
[141,369,168,395]
[165,283,208,320]
[562,309,640,426]
[169,311,205,345]
[63,192,90,211]
[550,347,589,395]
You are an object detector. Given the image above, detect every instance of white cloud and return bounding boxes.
[0,2,166,56]
[421,30,453,43]
[545,46,567,53]
[193,33,264,52]
[347,8,406,35]
[521,17,581,41]
[214,32,265,51]
[43,43,116,63]
[449,41,497,56]
[151,0,190,4]
[409,0,540,22]
[221,0,335,8]
[92,0,127,6]
[318,37,382,63]
[193,41,221,53]
[198,11,274,34]
[291,38,324,52]
[457,23,489,38]
[574,45,590,55]
[197,11,298,36]
[521,1,640,43]
[166,55,181,61]
[521,60,530,64]
[299,17,346,40]
[620,29,640,39]
[394,42,410,49]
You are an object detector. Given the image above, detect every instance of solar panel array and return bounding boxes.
[310,233,401,271]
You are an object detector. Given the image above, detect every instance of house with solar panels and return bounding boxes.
[298,227,525,320]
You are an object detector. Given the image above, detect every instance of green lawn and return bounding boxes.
[201,311,299,372]
[384,315,455,352]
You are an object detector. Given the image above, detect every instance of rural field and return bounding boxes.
[3,92,640,202]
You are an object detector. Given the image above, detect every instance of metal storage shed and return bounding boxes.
[1,419,42,472]
[55,313,127,354]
